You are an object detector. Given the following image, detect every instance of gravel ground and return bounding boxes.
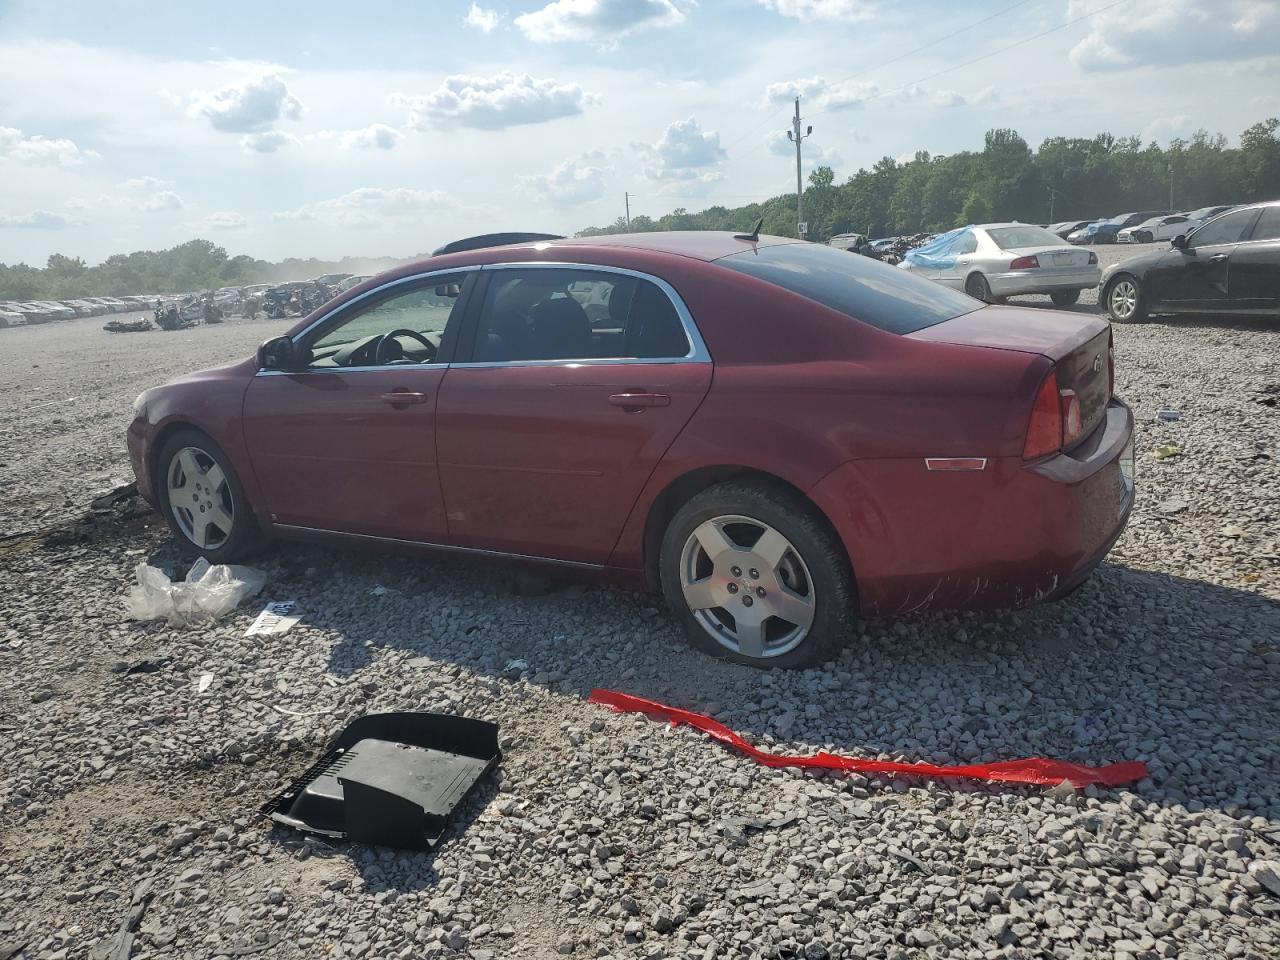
[2,254,1279,960]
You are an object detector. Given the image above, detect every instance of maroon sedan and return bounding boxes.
[128,232,1134,668]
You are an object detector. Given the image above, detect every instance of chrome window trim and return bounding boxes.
[453,261,710,367]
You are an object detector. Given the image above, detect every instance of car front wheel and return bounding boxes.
[1105,274,1147,323]
[659,482,856,669]
[1050,289,1081,307]
[157,428,263,562]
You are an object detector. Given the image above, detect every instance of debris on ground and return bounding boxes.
[244,600,300,636]
[587,689,1147,788]
[90,480,138,512]
[125,558,265,624]
[263,713,501,850]
[103,318,153,334]
[1153,442,1181,460]
[1157,497,1189,516]
[1156,408,1181,421]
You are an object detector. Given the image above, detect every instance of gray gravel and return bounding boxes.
[2,264,1279,960]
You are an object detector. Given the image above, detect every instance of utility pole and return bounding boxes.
[1168,164,1174,210]
[624,192,631,228]
[1048,186,1056,223]
[786,97,812,239]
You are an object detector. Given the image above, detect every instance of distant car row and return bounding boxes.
[0,295,163,328]
[1048,205,1239,245]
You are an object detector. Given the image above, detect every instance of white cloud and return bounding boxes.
[464,2,502,32]
[117,175,172,190]
[206,211,247,230]
[139,190,184,212]
[758,0,875,22]
[339,123,405,150]
[0,210,82,229]
[765,131,841,173]
[241,129,299,153]
[520,152,609,206]
[637,116,726,182]
[0,126,98,166]
[764,76,970,111]
[1069,0,1280,72]
[390,72,597,130]
[1141,115,1191,144]
[188,71,303,133]
[274,187,455,228]
[515,0,684,45]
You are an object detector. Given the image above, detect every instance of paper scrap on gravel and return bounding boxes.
[125,559,265,625]
[245,601,300,637]
[588,689,1148,789]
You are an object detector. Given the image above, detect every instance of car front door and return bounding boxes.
[936,230,978,289]
[1229,206,1280,313]
[241,270,474,541]
[1146,208,1261,310]
[434,264,712,564]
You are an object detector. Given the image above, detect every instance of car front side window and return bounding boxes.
[304,277,467,369]
[470,268,691,363]
[1189,210,1259,249]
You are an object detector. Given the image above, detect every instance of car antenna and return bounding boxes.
[733,217,764,242]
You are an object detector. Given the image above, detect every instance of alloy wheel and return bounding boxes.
[166,446,234,549]
[1109,279,1139,321]
[679,515,816,659]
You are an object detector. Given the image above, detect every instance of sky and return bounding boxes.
[0,0,1276,265]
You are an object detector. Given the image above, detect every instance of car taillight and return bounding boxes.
[1060,389,1083,446]
[1009,255,1040,270]
[1088,251,1098,265]
[1023,370,1062,459]
[1107,328,1115,397]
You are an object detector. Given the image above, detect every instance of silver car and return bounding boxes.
[899,222,1101,306]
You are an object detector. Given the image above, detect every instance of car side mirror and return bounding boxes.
[258,335,296,371]
[1171,234,1187,250]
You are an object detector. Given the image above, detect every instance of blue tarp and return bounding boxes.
[901,226,972,270]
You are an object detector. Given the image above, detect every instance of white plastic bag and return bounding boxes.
[126,559,266,625]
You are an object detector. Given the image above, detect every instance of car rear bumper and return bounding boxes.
[808,399,1134,617]
[987,267,1101,297]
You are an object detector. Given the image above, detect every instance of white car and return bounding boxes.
[1117,214,1194,244]
[898,222,1101,307]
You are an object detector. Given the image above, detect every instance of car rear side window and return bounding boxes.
[471,268,691,362]
[716,242,978,334]
[1248,206,1280,242]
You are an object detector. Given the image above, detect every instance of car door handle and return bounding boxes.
[609,392,670,410]
[1209,253,1229,262]
[380,391,428,406]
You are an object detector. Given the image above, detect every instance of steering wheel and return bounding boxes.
[374,328,436,365]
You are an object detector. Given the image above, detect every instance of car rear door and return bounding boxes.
[1229,206,1280,313]
[241,270,475,541]
[434,264,712,564]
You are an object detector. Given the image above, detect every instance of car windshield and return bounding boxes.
[717,241,979,335]
[986,226,1066,249]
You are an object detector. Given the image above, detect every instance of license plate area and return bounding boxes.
[1053,251,1075,266]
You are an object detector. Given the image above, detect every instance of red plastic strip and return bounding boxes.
[588,689,1147,789]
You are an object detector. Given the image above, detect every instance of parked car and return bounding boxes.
[1047,220,1096,240]
[1117,214,1194,244]
[334,275,370,294]
[827,233,868,252]
[1101,200,1280,322]
[898,223,1101,306]
[1069,211,1169,245]
[0,307,25,327]
[1181,204,1236,224]
[127,232,1132,668]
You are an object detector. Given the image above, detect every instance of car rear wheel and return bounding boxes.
[1105,274,1147,323]
[157,428,263,562]
[965,272,997,303]
[1050,289,1081,307]
[659,481,856,669]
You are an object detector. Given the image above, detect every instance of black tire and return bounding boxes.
[156,427,264,562]
[1050,289,1081,307]
[1104,273,1147,323]
[1136,231,1152,244]
[965,272,996,303]
[658,481,857,669]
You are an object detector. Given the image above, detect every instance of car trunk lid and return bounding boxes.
[1005,245,1092,270]
[909,305,1113,447]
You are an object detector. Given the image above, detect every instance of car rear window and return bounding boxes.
[716,242,978,335]
[986,226,1065,249]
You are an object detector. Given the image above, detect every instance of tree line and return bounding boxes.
[0,239,409,302]
[577,118,1280,243]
